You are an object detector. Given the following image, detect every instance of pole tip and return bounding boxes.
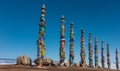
[71,21,74,24]
[42,4,46,9]
[61,15,64,19]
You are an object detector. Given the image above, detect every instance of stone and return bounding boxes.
[98,66,101,68]
[16,55,31,66]
[42,58,52,66]
[73,63,79,67]
[51,61,58,66]
[64,60,69,67]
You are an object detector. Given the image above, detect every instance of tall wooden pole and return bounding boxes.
[80,29,86,67]
[60,16,66,64]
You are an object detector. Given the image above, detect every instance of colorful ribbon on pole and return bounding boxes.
[107,44,110,69]
[101,41,105,68]
[88,33,93,68]
[80,29,86,67]
[35,4,46,66]
[116,48,119,70]
[69,22,74,66]
[60,16,66,64]
[94,38,98,68]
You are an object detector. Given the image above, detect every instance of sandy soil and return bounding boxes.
[0,65,119,71]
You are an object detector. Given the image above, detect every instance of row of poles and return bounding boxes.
[35,4,119,70]
[59,16,119,70]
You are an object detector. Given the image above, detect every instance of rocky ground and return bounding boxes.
[0,65,119,71]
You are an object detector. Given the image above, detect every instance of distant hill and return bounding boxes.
[0,58,16,65]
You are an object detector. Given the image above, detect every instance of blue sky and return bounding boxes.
[0,0,120,68]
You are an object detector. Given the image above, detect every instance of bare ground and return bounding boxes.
[0,65,119,71]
